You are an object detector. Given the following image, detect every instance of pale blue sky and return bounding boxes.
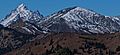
[0,0,120,19]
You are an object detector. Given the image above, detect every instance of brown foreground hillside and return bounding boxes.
[4,33,120,55]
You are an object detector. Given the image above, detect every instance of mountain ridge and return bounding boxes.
[1,3,120,55]
[39,6,120,34]
[1,4,120,34]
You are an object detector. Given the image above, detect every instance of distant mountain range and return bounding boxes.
[0,4,120,55]
[1,4,120,34]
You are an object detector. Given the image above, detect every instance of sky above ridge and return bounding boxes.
[0,0,120,19]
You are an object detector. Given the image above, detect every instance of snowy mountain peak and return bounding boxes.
[54,6,78,14]
[41,6,120,34]
[63,6,98,17]
[47,6,98,20]
[71,6,94,12]
[18,3,25,8]
[56,6,96,14]
[17,4,27,11]
[0,4,31,27]
[0,3,43,27]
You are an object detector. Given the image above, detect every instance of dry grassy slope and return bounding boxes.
[4,32,120,55]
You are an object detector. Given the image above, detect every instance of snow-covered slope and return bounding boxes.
[1,4,120,34]
[0,4,44,34]
[0,4,43,27]
[39,6,120,34]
